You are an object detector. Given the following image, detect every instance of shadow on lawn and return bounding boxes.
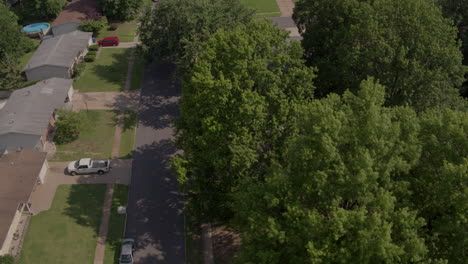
[63,184,107,235]
[92,48,132,90]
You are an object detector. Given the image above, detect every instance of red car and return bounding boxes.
[98,37,119,46]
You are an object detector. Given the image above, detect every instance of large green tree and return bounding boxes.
[293,0,466,110]
[0,1,33,61]
[233,79,429,263]
[0,56,24,91]
[173,21,316,219]
[139,0,253,67]
[435,0,468,27]
[98,0,143,20]
[403,108,468,263]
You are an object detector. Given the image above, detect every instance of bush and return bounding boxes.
[84,55,95,62]
[0,255,14,264]
[109,23,119,30]
[72,62,86,79]
[79,17,108,36]
[87,51,97,56]
[54,110,82,144]
[89,45,99,51]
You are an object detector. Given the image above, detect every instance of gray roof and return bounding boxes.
[0,78,72,137]
[24,30,92,71]
[0,133,42,154]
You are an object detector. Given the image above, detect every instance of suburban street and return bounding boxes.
[125,62,185,264]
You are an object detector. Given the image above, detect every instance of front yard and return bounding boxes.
[18,185,107,264]
[119,111,137,159]
[98,21,138,43]
[74,48,131,92]
[104,185,129,264]
[53,110,117,161]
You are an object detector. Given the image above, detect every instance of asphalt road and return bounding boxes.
[125,62,186,264]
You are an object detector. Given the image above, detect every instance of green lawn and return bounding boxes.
[104,185,129,264]
[130,53,145,90]
[119,111,137,159]
[98,21,138,42]
[241,0,280,13]
[53,110,117,161]
[18,185,107,264]
[19,39,41,70]
[74,48,131,92]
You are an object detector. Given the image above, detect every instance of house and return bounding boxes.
[0,78,74,154]
[23,30,93,81]
[0,149,48,255]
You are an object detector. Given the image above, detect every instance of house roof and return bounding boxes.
[0,78,72,138]
[52,0,99,26]
[0,149,47,250]
[24,30,92,71]
[0,133,42,155]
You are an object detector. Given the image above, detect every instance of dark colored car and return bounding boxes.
[98,36,120,46]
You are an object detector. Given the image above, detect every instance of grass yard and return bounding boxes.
[19,39,41,70]
[119,111,137,159]
[241,0,280,13]
[130,53,145,90]
[53,110,117,161]
[103,185,129,264]
[98,21,138,43]
[18,185,107,264]
[74,48,131,92]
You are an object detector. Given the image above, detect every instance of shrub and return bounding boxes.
[54,110,82,144]
[87,51,97,56]
[79,17,108,36]
[72,62,86,79]
[0,255,14,264]
[89,45,99,51]
[84,55,95,62]
[109,23,119,30]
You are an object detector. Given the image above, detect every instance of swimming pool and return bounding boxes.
[22,23,50,35]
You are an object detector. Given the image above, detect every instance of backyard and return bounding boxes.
[241,0,280,14]
[19,39,41,70]
[18,185,107,264]
[53,110,117,161]
[74,48,131,92]
[98,21,138,43]
[103,185,129,264]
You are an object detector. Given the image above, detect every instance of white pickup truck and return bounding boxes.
[67,158,111,175]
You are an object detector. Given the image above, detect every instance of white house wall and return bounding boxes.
[38,160,48,184]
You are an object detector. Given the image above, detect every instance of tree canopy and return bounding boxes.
[97,0,143,21]
[293,0,467,110]
[436,0,468,27]
[173,20,316,219]
[232,79,468,263]
[138,0,254,67]
[0,1,33,61]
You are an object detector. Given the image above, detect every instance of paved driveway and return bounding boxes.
[125,62,185,264]
[29,159,132,214]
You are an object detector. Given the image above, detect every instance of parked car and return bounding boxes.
[98,36,120,46]
[67,158,111,175]
[119,238,135,264]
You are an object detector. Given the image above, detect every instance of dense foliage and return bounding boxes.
[97,0,144,21]
[0,255,15,264]
[293,0,467,110]
[54,110,82,144]
[174,21,316,219]
[232,80,467,263]
[0,1,33,61]
[139,0,254,67]
[14,0,67,23]
[0,56,24,91]
[79,17,108,36]
[436,0,468,26]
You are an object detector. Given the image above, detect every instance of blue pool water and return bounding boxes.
[22,23,50,33]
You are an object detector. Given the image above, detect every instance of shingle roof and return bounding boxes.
[0,78,72,137]
[24,30,92,71]
[0,150,47,250]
